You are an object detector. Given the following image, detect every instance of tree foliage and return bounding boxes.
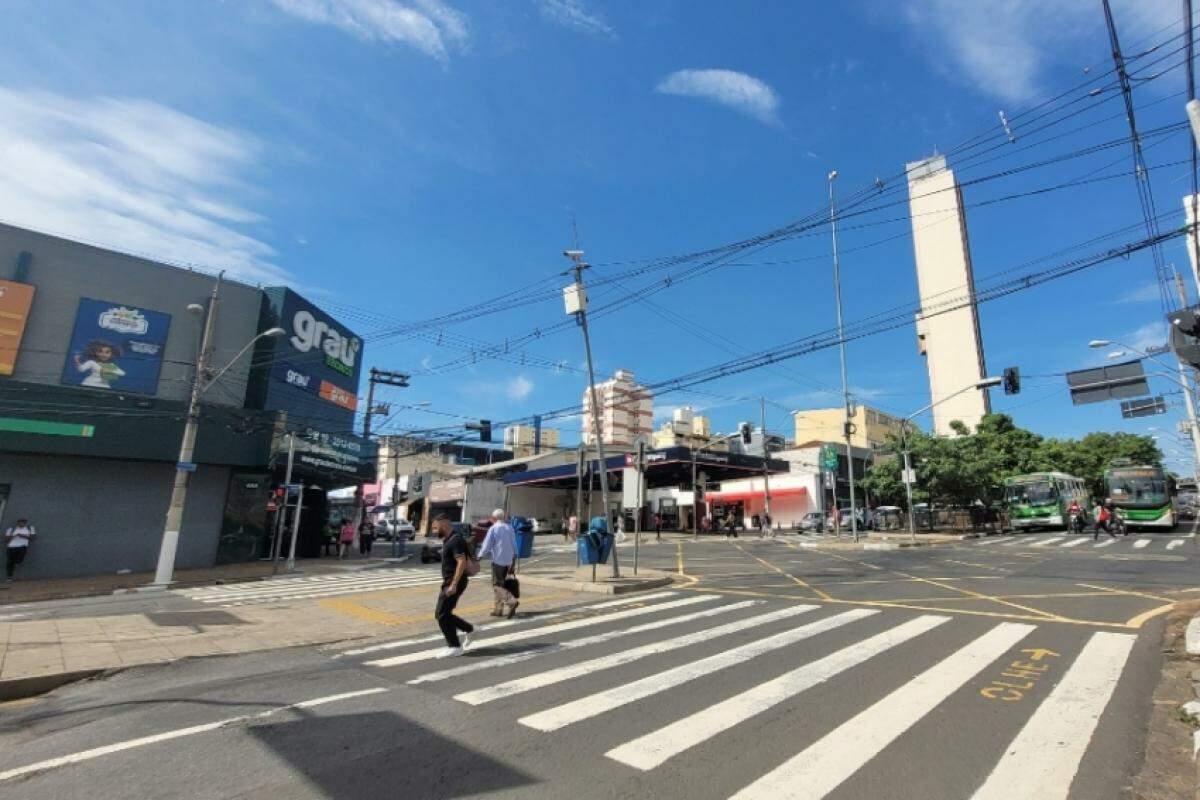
[859,413,1161,508]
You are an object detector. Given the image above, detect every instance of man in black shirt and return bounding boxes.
[434,515,474,657]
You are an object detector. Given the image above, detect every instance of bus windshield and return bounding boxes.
[1006,481,1057,507]
[1107,470,1167,506]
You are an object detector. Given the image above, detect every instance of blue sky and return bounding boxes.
[3,0,1199,471]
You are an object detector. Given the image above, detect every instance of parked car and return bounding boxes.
[797,512,825,533]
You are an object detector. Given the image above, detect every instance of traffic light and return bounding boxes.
[1168,306,1200,368]
[739,422,752,444]
[1003,366,1020,395]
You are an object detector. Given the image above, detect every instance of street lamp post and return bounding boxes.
[901,377,1002,541]
[151,276,285,587]
[828,170,860,541]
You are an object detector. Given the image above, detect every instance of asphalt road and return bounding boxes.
[1,528,1195,800]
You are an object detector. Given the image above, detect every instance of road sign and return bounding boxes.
[1066,360,1149,405]
[1120,396,1167,419]
[821,447,839,470]
[902,468,917,483]
[176,461,197,472]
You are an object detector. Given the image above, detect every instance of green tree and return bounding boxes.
[859,413,1160,508]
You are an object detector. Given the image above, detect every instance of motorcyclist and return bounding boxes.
[1067,499,1084,534]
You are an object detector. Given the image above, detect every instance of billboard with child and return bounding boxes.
[60,298,172,395]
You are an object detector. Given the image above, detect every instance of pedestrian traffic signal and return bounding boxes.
[1003,367,1020,395]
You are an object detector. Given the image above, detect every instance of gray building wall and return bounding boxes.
[0,453,230,579]
[0,222,263,406]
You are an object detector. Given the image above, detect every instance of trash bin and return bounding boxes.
[577,535,600,565]
[511,516,535,559]
[585,516,613,564]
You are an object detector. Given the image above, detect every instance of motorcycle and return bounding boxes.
[1068,509,1086,534]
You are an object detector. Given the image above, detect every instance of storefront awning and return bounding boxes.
[707,487,807,503]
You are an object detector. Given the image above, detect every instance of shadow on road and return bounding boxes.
[248,710,538,799]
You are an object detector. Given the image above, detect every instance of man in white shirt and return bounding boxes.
[477,509,518,618]
[5,518,35,582]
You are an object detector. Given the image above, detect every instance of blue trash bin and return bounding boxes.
[577,535,600,565]
[510,517,535,558]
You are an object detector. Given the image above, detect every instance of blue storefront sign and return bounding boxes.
[60,298,172,395]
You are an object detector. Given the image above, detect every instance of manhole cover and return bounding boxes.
[146,611,245,627]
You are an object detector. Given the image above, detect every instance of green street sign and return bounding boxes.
[821,446,839,470]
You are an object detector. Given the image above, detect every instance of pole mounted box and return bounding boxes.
[1168,305,1200,369]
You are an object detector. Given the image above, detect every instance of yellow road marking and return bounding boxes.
[734,544,832,600]
[1124,602,1176,628]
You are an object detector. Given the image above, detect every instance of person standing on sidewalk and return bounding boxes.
[338,519,356,559]
[358,519,375,556]
[434,514,475,657]
[5,518,35,582]
[478,509,518,618]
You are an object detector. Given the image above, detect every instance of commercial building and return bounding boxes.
[793,405,904,452]
[906,154,991,435]
[503,423,559,457]
[0,223,373,578]
[581,369,652,450]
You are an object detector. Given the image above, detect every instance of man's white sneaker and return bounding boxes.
[436,647,463,659]
[461,631,474,651]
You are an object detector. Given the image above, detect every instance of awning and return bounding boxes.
[706,487,808,503]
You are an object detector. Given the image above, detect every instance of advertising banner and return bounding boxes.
[0,279,35,376]
[60,298,172,394]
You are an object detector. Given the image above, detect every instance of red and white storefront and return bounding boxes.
[704,472,822,528]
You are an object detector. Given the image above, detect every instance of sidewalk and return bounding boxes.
[0,554,403,604]
[0,567,589,699]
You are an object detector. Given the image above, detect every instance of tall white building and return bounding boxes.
[906,154,990,435]
[581,369,653,450]
[503,424,559,458]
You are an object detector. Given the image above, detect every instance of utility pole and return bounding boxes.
[564,249,619,578]
[152,274,221,586]
[828,171,860,541]
[692,446,700,539]
[357,368,410,531]
[760,397,774,537]
[276,431,296,573]
[575,442,584,568]
[1172,271,1200,469]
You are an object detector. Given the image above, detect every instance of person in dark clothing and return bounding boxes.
[358,520,375,556]
[434,515,474,657]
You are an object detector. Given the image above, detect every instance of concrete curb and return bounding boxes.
[0,668,107,702]
[1186,615,1200,656]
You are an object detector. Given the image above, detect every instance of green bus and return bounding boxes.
[1104,464,1174,529]
[1003,472,1090,531]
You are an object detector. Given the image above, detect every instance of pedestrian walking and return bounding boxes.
[653,512,662,541]
[433,514,475,657]
[4,518,35,582]
[567,514,579,542]
[338,519,356,559]
[478,509,518,618]
[1093,500,1117,540]
[358,520,375,556]
[725,515,738,539]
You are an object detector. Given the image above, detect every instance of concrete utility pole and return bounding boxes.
[760,397,773,536]
[152,275,221,587]
[828,171,860,541]
[357,368,410,531]
[564,249,619,578]
[275,431,296,573]
[1173,272,1200,469]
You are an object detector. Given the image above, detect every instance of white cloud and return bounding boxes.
[0,86,287,286]
[270,0,468,60]
[900,0,1182,103]
[538,0,614,38]
[656,69,780,125]
[507,375,534,400]
[1122,320,1168,354]
[1114,282,1164,304]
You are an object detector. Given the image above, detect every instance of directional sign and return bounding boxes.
[821,446,839,470]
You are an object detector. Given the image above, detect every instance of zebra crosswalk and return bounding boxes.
[980,533,1192,553]
[340,590,1139,799]
[174,568,442,606]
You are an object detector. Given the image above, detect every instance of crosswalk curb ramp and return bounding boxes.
[338,589,1140,798]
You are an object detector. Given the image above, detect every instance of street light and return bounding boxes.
[828,169,861,541]
[150,277,286,588]
[900,376,1001,541]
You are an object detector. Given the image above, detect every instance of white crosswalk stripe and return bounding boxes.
[175,569,442,606]
[518,608,878,732]
[1029,536,1065,547]
[970,632,1135,800]
[1059,537,1087,548]
[1167,539,1185,550]
[728,622,1035,799]
[453,603,815,703]
[339,592,674,658]
[607,614,951,771]
[1094,537,1117,547]
[1133,538,1151,549]
[415,599,764,686]
[364,594,718,668]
